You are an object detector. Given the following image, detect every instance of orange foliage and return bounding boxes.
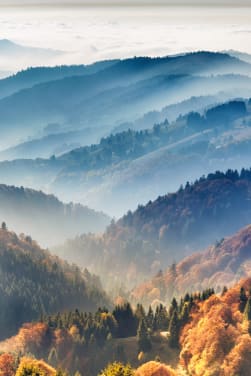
[0,353,16,376]
[179,278,251,376]
[0,322,50,356]
[222,334,251,376]
[114,296,126,306]
[135,361,177,376]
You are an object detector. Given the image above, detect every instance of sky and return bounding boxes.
[0,0,251,5]
[0,3,251,75]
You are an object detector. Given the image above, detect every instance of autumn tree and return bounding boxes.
[16,357,56,376]
[135,361,177,376]
[99,362,134,376]
[0,353,16,376]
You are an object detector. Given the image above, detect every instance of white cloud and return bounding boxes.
[0,4,251,75]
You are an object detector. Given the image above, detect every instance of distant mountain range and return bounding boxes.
[0,39,65,76]
[0,51,249,150]
[0,39,62,57]
[0,51,251,216]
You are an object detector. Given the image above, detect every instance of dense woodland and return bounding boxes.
[0,226,109,339]
[0,287,215,375]
[1,279,251,376]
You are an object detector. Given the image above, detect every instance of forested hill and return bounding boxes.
[0,184,110,247]
[131,223,251,306]
[55,168,251,288]
[0,226,110,340]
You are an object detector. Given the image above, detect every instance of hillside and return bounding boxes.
[0,91,246,161]
[0,127,107,160]
[112,92,238,133]
[0,226,110,340]
[54,168,251,290]
[1,97,251,215]
[0,184,110,247]
[131,224,251,306]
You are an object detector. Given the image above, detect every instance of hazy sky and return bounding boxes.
[0,4,251,74]
[0,0,251,4]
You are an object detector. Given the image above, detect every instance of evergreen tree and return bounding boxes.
[154,304,169,330]
[221,286,228,296]
[169,297,178,318]
[244,297,251,335]
[180,302,190,326]
[239,287,248,313]
[135,303,146,323]
[113,303,137,337]
[146,306,154,330]
[137,318,152,352]
[168,310,179,348]
[1,221,7,230]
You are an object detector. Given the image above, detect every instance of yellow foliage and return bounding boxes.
[15,357,56,376]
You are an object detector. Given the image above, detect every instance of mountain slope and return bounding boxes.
[0,227,110,340]
[0,59,118,100]
[0,127,106,160]
[54,168,251,289]
[0,184,110,247]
